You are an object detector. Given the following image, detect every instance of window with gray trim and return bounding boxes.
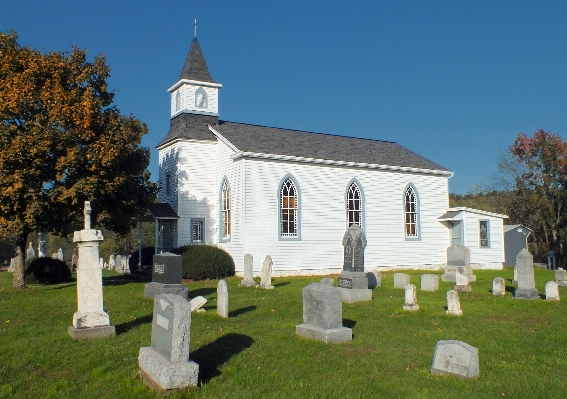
[280,178,298,237]
[347,182,362,227]
[192,219,204,243]
[222,180,230,238]
[404,185,419,238]
[479,220,489,247]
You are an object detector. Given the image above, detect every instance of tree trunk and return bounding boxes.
[12,234,26,289]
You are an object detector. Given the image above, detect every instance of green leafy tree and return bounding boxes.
[0,31,157,288]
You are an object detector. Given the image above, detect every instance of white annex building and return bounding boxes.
[154,37,507,275]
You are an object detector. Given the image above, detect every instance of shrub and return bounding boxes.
[174,244,235,281]
[25,257,73,285]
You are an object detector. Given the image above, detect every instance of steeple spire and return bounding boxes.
[178,37,215,83]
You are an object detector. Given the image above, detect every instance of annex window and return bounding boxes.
[347,182,362,227]
[404,185,419,239]
[222,180,231,238]
[192,219,204,243]
[195,87,207,108]
[479,220,490,247]
[280,177,298,238]
[451,221,463,245]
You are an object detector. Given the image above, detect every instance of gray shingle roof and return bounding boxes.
[158,113,217,147]
[438,210,462,220]
[214,121,450,172]
[179,38,216,83]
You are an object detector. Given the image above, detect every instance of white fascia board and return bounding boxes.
[447,207,509,219]
[208,125,240,153]
[168,79,223,92]
[155,137,216,151]
[231,151,453,177]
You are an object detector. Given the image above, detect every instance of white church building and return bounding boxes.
[154,37,507,275]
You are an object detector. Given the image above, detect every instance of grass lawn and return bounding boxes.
[1,267,567,398]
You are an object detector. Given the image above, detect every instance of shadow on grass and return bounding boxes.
[273,282,290,288]
[505,285,516,294]
[343,319,356,329]
[115,314,153,335]
[229,305,256,318]
[189,288,216,298]
[191,333,254,384]
[46,281,76,290]
[103,275,138,286]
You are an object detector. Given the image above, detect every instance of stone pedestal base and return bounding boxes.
[144,282,188,299]
[138,347,199,390]
[339,287,372,303]
[73,310,111,328]
[68,325,115,340]
[238,280,256,287]
[256,284,274,289]
[446,309,463,316]
[296,324,352,343]
[454,285,472,293]
[515,288,540,300]
[403,304,419,311]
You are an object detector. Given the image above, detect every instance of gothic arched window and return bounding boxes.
[347,182,362,227]
[404,185,419,238]
[280,177,298,237]
[221,179,231,238]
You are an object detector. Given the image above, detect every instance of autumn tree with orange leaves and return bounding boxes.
[0,31,157,288]
[499,129,567,265]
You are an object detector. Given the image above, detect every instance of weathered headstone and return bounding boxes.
[394,273,410,289]
[8,258,15,272]
[26,242,36,260]
[257,255,274,289]
[337,225,371,303]
[109,254,116,270]
[71,250,79,272]
[454,266,472,293]
[190,296,207,312]
[446,290,463,316]
[296,281,352,343]
[403,284,419,311]
[514,249,539,300]
[38,232,46,258]
[144,253,188,299]
[57,248,64,261]
[115,255,124,272]
[138,294,199,390]
[366,270,381,288]
[545,281,560,301]
[431,340,479,378]
[99,257,104,269]
[492,277,506,296]
[555,268,567,287]
[512,265,518,284]
[217,279,228,318]
[442,244,476,282]
[421,274,439,291]
[68,201,115,339]
[239,253,256,287]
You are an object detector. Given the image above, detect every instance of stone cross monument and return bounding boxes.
[68,201,115,339]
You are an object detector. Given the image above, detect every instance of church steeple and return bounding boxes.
[168,36,222,119]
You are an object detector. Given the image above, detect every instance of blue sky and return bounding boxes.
[2,0,566,194]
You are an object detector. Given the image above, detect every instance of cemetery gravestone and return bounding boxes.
[296,281,352,343]
[144,253,188,299]
[38,232,46,258]
[442,244,476,282]
[431,340,479,378]
[257,255,274,289]
[394,273,410,289]
[366,270,381,289]
[454,266,472,293]
[109,254,116,270]
[421,274,439,291]
[403,284,419,311]
[545,281,560,301]
[115,255,124,272]
[68,201,115,339]
[492,277,506,296]
[512,265,518,284]
[190,296,207,312]
[72,251,79,272]
[514,249,539,300]
[555,268,567,287]
[217,279,229,318]
[320,278,334,286]
[26,242,36,260]
[139,294,199,390]
[57,248,64,261]
[239,253,256,287]
[446,290,463,316]
[8,258,15,272]
[337,225,371,303]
